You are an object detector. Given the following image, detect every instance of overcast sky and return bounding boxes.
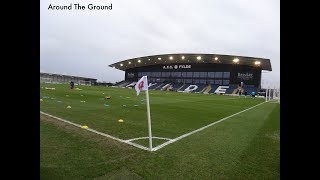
[41,0,279,88]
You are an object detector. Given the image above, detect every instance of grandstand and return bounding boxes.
[109,53,273,95]
[40,72,97,85]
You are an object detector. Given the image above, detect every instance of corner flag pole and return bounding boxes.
[145,89,153,151]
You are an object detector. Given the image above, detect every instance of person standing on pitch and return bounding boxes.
[251,91,256,98]
[70,81,74,89]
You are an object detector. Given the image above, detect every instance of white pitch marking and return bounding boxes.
[152,101,267,151]
[125,136,172,142]
[40,111,150,151]
[41,101,266,152]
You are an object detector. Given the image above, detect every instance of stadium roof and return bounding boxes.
[109,53,272,71]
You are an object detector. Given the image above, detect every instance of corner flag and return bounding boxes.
[135,76,148,96]
[134,76,153,151]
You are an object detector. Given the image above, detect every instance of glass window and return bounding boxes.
[186,72,193,77]
[215,80,222,85]
[161,72,166,77]
[215,72,223,78]
[181,72,186,77]
[223,80,229,85]
[176,72,181,77]
[193,79,200,84]
[223,72,230,78]
[138,72,142,77]
[171,72,177,77]
[193,72,200,78]
[208,72,215,78]
[199,79,206,84]
[185,79,192,83]
[153,72,157,77]
[200,72,207,78]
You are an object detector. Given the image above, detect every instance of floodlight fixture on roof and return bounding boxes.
[255,61,261,65]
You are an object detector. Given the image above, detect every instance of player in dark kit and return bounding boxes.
[70,81,74,89]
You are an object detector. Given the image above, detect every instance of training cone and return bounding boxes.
[67,106,71,108]
[118,119,124,122]
[81,125,88,129]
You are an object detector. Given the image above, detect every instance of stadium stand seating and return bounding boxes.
[148,83,158,89]
[126,82,136,88]
[161,83,172,91]
[225,84,238,94]
[114,80,258,95]
[168,83,184,91]
[154,83,165,90]
[243,85,257,95]
[115,81,132,87]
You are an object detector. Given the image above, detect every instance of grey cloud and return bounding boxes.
[41,0,279,87]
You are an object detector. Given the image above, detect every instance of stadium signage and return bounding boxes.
[163,65,191,70]
[237,72,253,80]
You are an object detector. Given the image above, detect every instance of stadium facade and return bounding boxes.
[109,53,271,94]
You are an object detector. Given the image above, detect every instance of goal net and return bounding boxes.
[266,88,280,103]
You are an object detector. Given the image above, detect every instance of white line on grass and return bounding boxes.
[125,137,172,142]
[151,101,267,151]
[40,111,150,151]
[41,101,266,152]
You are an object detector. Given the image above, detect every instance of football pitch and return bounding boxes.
[40,83,280,179]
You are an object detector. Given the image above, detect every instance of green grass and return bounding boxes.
[40,83,280,179]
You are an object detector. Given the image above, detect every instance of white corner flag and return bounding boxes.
[134,76,153,151]
[135,76,148,96]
